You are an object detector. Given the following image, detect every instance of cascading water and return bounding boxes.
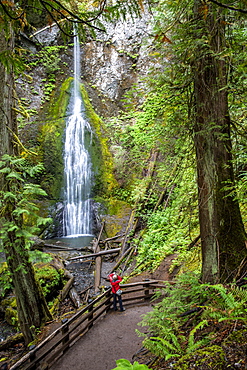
[63,33,93,238]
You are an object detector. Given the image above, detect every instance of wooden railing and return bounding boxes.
[9,280,164,370]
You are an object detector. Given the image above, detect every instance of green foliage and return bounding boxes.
[29,250,53,264]
[136,163,198,271]
[27,46,65,74]
[0,50,26,75]
[0,262,13,297]
[111,359,151,370]
[0,154,52,252]
[138,272,247,360]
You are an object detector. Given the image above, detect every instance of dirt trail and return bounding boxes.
[51,305,152,370]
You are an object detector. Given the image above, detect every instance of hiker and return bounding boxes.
[108,272,125,312]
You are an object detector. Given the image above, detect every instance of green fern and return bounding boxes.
[0,154,52,246]
[187,320,209,352]
[138,272,247,361]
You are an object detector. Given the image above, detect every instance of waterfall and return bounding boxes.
[63,33,93,237]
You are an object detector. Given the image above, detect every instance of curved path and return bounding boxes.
[51,305,152,370]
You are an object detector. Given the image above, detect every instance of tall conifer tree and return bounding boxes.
[192,0,246,283]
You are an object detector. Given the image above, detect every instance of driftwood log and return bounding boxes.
[109,246,133,274]
[0,332,24,351]
[69,248,121,261]
[50,258,82,312]
[99,234,125,244]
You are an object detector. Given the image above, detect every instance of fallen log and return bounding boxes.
[109,246,133,274]
[44,243,93,252]
[0,332,24,351]
[69,287,81,308]
[50,276,74,314]
[99,234,125,243]
[78,285,93,297]
[93,221,105,252]
[69,248,121,261]
[122,247,135,273]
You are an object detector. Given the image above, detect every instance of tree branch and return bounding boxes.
[209,0,247,14]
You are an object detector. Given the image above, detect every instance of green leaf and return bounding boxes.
[3,192,16,200]
[0,167,11,174]
[13,209,30,217]
[115,359,132,368]
[7,225,19,232]
[6,171,23,181]
[36,217,53,227]
[111,359,152,370]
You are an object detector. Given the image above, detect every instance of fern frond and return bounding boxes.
[188,320,208,349]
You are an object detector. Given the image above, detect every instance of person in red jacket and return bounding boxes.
[108,272,125,312]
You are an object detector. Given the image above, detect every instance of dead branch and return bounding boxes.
[108,246,133,274]
[69,248,121,261]
[99,233,125,243]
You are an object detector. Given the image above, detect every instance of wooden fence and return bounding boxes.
[9,280,164,370]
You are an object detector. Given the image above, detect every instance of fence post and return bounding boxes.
[88,302,94,329]
[61,318,69,354]
[144,282,150,301]
[105,289,112,313]
[28,345,37,370]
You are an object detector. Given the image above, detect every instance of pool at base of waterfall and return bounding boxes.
[48,234,95,249]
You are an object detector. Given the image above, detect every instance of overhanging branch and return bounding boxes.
[209,0,247,14]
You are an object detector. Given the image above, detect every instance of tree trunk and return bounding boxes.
[5,235,52,345]
[0,29,18,186]
[0,27,52,345]
[193,1,247,283]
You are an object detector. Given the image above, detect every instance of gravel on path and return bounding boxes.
[51,305,152,370]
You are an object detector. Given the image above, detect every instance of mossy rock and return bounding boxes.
[1,297,18,327]
[101,200,132,238]
[173,345,225,370]
[39,78,71,200]
[5,306,18,327]
[34,263,64,299]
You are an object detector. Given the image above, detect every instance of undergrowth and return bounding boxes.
[137,272,247,361]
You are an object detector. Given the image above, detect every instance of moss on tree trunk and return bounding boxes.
[5,235,52,345]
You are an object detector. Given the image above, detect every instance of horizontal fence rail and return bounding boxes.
[9,280,165,370]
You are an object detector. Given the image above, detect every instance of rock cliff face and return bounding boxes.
[17,11,155,237]
[18,9,155,123]
[81,12,154,116]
